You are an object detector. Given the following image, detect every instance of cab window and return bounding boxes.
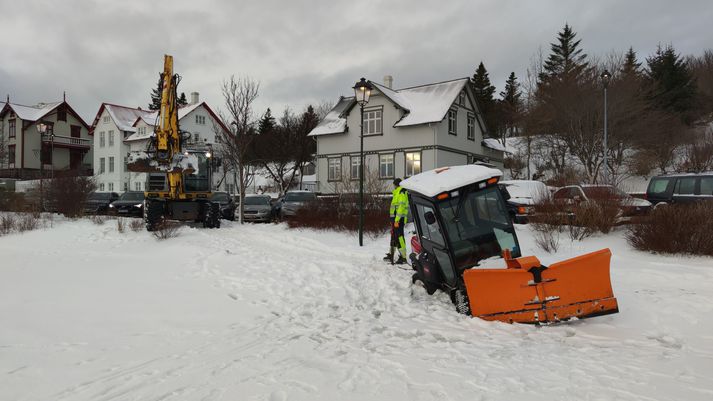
[415,203,445,246]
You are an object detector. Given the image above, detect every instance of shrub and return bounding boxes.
[16,214,39,232]
[46,173,96,217]
[627,202,713,256]
[152,221,180,240]
[129,219,144,232]
[0,214,16,235]
[90,214,106,225]
[0,192,26,212]
[286,195,390,236]
[117,218,126,233]
[531,222,562,253]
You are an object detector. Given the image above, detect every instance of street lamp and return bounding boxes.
[353,77,372,247]
[600,69,611,185]
[36,123,48,211]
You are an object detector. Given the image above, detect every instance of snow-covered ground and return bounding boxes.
[1,218,712,401]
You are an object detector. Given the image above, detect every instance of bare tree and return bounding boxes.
[215,75,260,224]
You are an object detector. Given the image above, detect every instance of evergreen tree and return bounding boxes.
[470,62,497,135]
[539,23,589,84]
[258,108,276,134]
[621,47,642,78]
[177,92,188,107]
[496,72,523,144]
[646,44,697,120]
[149,77,162,111]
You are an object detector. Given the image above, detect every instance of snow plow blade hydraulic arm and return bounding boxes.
[463,249,618,324]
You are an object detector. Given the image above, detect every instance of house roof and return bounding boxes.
[0,100,90,128]
[89,103,153,135]
[124,102,231,142]
[307,96,355,136]
[308,77,472,136]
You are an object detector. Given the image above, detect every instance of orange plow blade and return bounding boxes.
[463,249,618,324]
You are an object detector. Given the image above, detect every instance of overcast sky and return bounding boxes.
[1,0,711,124]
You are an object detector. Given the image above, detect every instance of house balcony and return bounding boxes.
[41,134,92,150]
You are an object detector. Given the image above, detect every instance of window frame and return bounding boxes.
[405,151,422,177]
[448,109,457,135]
[350,155,361,181]
[99,157,105,174]
[109,156,115,173]
[108,130,114,147]
[467,113,475,141]
[379,153,395,179]
[362,106,384,136]
[459,91,466,107]
[99,131,105,147]
[8,144,16,168]
[327,157,342,182]
[9,119,16,139]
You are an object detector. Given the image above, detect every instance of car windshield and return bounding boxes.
[284,192,316,202]
[244,196,270,205]
[88,193,111,200]
[438,186,520,269]
[211,193,229,201]
[119,192,144,201]
[582,186,628,199]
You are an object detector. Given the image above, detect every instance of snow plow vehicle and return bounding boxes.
[127,55,221,231]
[401,165,618,324]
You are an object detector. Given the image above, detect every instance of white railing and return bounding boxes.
[42,134,91,147]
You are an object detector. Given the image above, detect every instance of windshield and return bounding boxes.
[184,153,210,192]
[245,196,271,205]
[89,193,111,200]
[284,192,316,202]
[119,192,144,201]
[582,186,629,199]
[212,193,230,201]
[438,186,520,269]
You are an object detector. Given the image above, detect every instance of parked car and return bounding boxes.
[241,194,274,222]
[552,184,652,221]
[108,191,145,217]
[645,172,713,208]
[211,191,236,220]
[84,192,120,215]
[275,190,318,219]
[499,180,549,224]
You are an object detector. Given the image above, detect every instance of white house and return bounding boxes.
[308,76,504,193]
[90,93,231,193]
[0,96,92,179]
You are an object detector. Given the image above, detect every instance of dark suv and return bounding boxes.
[85,192,120,215]
[646,173,713,207]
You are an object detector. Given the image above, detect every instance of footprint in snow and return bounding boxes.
[270,390,288,401]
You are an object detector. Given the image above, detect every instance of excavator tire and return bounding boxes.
[145,199,165,232]
[203,202,221,229]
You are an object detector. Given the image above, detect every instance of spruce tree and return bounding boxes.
[540,23,589,83]
[497,72,523,143]
[646,44,697,119]
[470,62,497,135]
[149,77,162,111]
[177,92,188,107]
[622,47,642,78]
[258,108,276,134]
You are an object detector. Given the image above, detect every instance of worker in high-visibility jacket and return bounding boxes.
[384,178,409,264]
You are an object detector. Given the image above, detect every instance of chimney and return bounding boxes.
[190,92,199,105]
[383,75,393,89]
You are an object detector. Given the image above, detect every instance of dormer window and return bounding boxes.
[459,91,466,106]
[362,107,383,135]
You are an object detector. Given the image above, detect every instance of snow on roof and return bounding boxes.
[401,165,503,197]
[124,103,207,142]
[4,101,63,122]
[308,97,354,136]
[482,138,512,154]
[105,104,154,132]
[377,78,470,127]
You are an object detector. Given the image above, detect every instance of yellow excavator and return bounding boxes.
[128,55,221,231]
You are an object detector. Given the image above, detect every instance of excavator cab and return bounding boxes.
[403,165,619,324]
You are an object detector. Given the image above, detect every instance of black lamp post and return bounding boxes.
[600,69,611,184]
[37,122,48,210]
[353,77,372,246]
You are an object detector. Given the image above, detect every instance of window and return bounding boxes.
[448,109,457,135]
[57,107,67,122]
[459,91,466,106]
[100,157,105,174]
[193,133,200,143]
[195,115,206,125]
[350,156,361,180]
[138,126,145,136]
[328,157,341,181]
[123,182,128,192]
[363,108,383,135]
[108,182,114,191]
[8,145,15,167]
[124,156,128,172]
[103,116,110,124]
[109,157,115,173]
[108,130,114,146]
[416,203,445,246]
[379,154,394,178]
[405,152,421,177]
[648,178,672,195]
[674,177,696,195]
[99,183,105,191]
[9,119,15,139]
[467,114,475,141]
[700,177,713,195]
[100,132,105,147]
[135,182,141,191]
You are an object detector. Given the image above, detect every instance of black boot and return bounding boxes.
[383,253,393,262]
[395,255,407,265]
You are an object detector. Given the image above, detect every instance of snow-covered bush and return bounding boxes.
[151,221,180,240]
[129,219,144,232]
[117,218,126,233]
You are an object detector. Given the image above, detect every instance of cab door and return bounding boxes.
[412,199,458,289]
